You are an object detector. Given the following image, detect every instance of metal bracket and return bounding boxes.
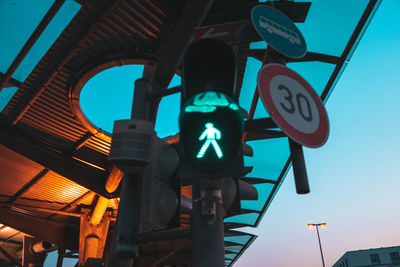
[22,236,47,267]
[78,208,111,266]
[200,189,222,217]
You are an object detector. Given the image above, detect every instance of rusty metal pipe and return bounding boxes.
[90,196,109,226]
[105,167,123,193]
[32,241,54,254]
[90,167,123,225]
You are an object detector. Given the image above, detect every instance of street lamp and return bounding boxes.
[307,223,327,267]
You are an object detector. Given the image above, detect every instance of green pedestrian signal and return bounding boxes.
[178,38,245,178]
[197,123,223,159]
[179,91,243,172]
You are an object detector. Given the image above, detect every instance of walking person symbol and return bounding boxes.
[197,123,223,159]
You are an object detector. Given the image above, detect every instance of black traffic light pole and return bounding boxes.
[180,39,243,267]
[192,178,225,267]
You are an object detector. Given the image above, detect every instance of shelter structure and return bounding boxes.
[0,0,381,266]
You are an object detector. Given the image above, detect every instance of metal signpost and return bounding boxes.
[251,5,307,58]
[252,5,329,194]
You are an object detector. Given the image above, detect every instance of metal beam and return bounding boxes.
[321,0,380,101]
[246,130,286,141]
[148,244,189,267]
[0,245,21,267]
[7,169,49,203]
[0,0,66,93]
[0,206,78,250]
[0,127,113,198]
[254,159,291,227]
[56,249,65,267]
[149,0,215,121]
[0,72,22,88]
[248,49,342,64]
[62,132,93,156]
[8,0,121,126]
[136,229,191,244]
[46,191,95,220]
[244,118,278,131]
[240,177,277,185]
[203,1,311,25]
[78,208,111,266]
[0,202,81,218]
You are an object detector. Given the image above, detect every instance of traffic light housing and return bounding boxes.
[140,137,181,232]
[109,118,181,258]
[179,39,244,178]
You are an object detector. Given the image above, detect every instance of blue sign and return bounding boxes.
[251,5,306,58]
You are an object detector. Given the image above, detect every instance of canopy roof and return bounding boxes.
[0,0,381,265]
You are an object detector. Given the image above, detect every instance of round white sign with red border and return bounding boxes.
[257,64,329,148]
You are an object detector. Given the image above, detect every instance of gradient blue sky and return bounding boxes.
[43,0,400,266]
[235,1,400,266]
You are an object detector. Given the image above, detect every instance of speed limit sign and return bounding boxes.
[257,64,329,148]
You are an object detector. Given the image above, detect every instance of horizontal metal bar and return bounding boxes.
[8,0,121,126]
[243,166,253,176]
[0,245,21,267]
[0,72,22,88]
[7,169,49,204]
[137,228,191,243]
[0,126,113,198]
[249,49,342,64]
[246,129,286,141]
[204,1,311,25]
[240,177,277,185]
[0,206,78,250]
[0,202,81,218]
[147,85,182,100]
[0,0,66,93]
[245,118,278,131]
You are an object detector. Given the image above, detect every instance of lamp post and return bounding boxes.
[307,223,327,267]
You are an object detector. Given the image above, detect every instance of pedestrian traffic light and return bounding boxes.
[179,39,244,178]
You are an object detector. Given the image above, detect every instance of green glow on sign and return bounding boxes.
[185,106,216,113]
[193,92,229,106]
[184,92,240,113]
[196,122,223,159]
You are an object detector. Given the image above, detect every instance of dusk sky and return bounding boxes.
[235,1,400,266]
[43,0,400,266]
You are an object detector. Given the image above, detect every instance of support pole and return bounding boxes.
[316,226,326,267]
[113,174,142,258]
[289,138,310,194]
[192,178,225,267]
[78,209,111,266]
[56,249,64,267]
[112,79,152,259]
[106,234,134,267]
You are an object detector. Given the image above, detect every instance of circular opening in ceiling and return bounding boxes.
[80,64,143,134]
[70,60,182,140]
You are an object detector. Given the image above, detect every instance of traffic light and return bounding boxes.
[109,112,181,258]
[140,137,180,232]
[179,39,244,178]
[109,119,181,231]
